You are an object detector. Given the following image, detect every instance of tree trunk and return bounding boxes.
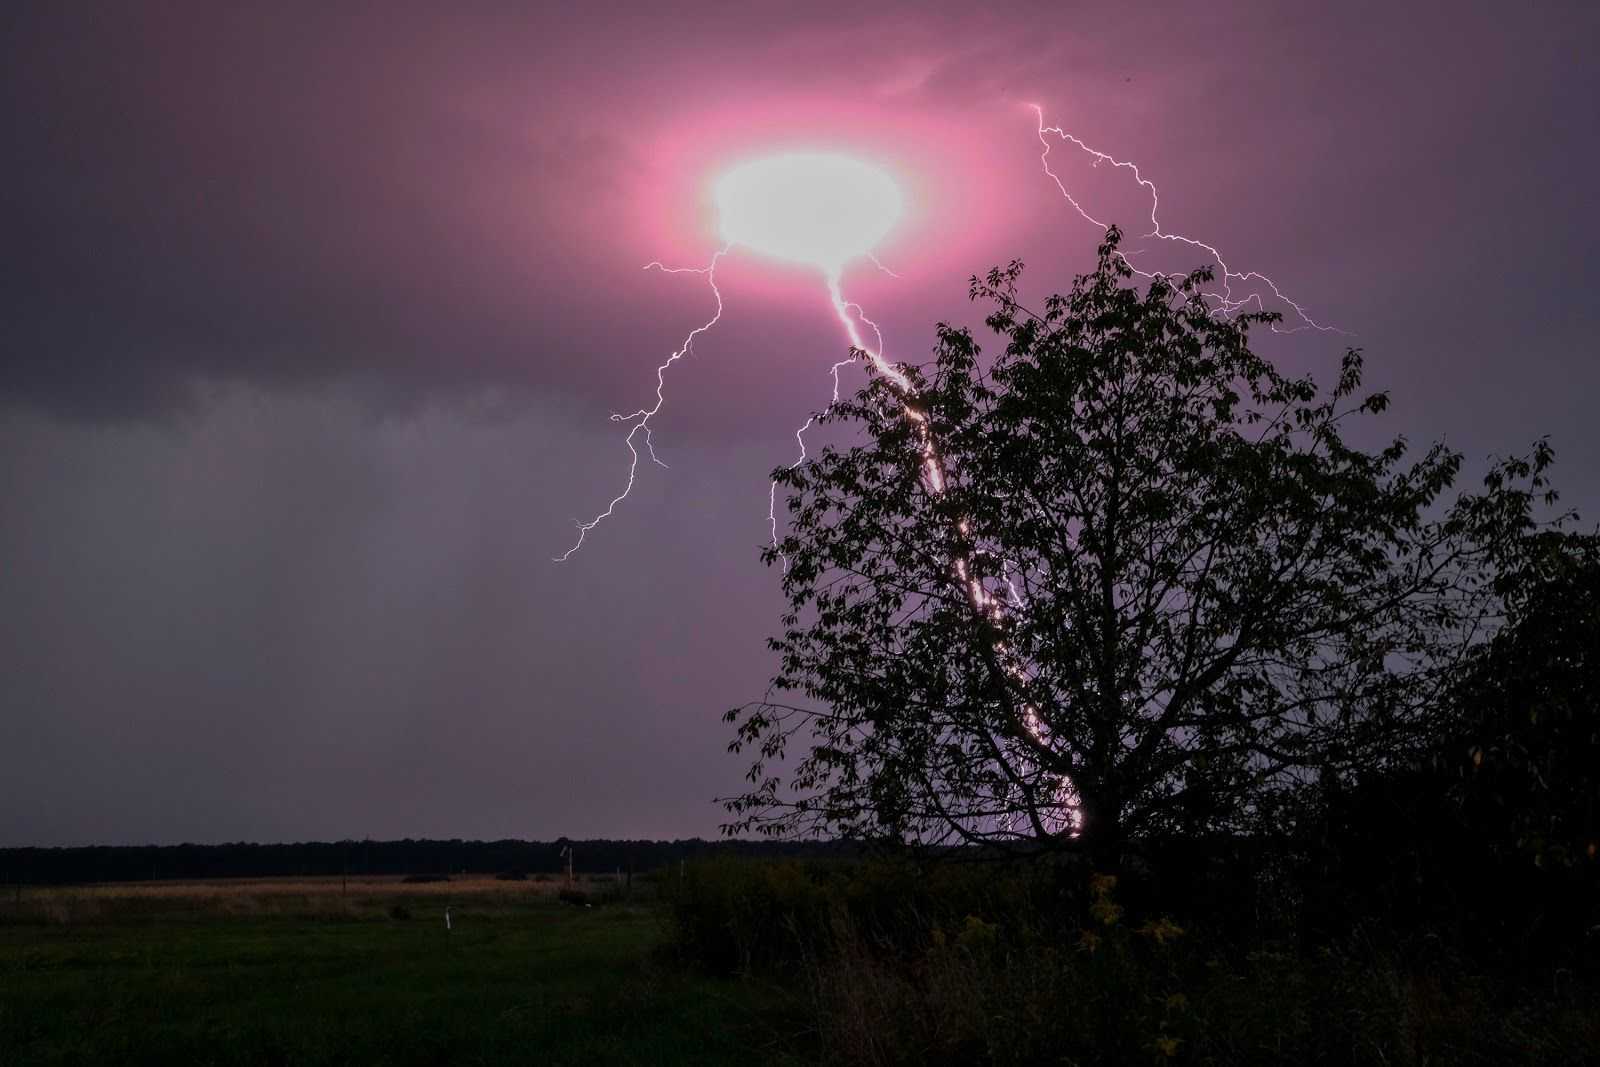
[1077,793,1125,873]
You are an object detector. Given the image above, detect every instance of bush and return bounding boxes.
[664,856,1076,975]
[1302,765,1600,973]
[804,874,1599,1066]
[665,858,833,973]
[667,857,1600,1064]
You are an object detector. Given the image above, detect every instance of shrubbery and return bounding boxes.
[666,855,1599,1065]
[664,856,1071,975]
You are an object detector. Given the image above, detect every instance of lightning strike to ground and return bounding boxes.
[553,107,1338,835]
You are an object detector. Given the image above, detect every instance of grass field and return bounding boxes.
[0,876,810,1066]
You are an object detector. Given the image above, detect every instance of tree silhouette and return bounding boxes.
[725,229,1550,864]
[1453,527,1599,868]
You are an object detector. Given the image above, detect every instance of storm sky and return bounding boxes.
[3,1,1596,845]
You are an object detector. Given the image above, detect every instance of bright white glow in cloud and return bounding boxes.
[713,152,903,273]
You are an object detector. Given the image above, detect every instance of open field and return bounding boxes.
[3,874,616,923]
[0,875,808,1066]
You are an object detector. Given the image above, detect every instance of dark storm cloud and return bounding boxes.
[1,5,650,419]
[2,1,1598,845]
[0,392,781,843]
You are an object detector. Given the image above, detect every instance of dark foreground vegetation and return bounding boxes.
[3,842,1594,1066]
[666,844,1599,1066]
[663,501,1600,1064]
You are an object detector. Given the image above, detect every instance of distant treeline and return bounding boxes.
[0,837,857,886]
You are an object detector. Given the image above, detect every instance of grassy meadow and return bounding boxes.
[0,874,808,1066]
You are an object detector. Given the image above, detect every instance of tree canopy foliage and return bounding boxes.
[726,229,1558,862]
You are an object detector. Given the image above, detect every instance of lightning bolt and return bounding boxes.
[866,252,902,279]
[553,244,732,562]
[554,104,1333,841]
[1033,104,1345,335]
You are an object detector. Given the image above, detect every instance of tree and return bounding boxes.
[725,228,1548,865]
[1452,527,1599,868]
